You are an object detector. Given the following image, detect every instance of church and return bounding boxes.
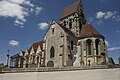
[9,0,108,68]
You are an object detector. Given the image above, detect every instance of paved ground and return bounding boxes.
[0,68,120,80]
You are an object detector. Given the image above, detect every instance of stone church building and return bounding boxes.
[10,0,108,68]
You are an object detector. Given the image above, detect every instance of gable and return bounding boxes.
[44,20,67,39]
[29,41,43,53]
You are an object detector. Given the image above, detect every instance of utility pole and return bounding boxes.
[6,50,10,67]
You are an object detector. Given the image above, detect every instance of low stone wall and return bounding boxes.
[2,65,110,73]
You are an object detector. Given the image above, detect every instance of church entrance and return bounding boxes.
[47,61,54,67]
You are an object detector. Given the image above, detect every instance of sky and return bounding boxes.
[0,0,120,64]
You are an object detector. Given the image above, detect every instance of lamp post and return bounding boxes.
[118,57,120,65]
[6,50,10,67]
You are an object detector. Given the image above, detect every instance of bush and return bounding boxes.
[0,63,4,69]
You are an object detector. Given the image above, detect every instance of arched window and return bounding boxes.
[50,46,55,58]
[51,25,55,34]
[71,41,74,50]
[37,56,39,65]
[95,39,100,55]
[69,19,72,29]
[52,28,54,34]
[86,39,92,55]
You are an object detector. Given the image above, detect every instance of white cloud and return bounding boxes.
[24,0,35,7]
[96,11,117,19]
[105,40,109,47]
[35,6,42,15]
[38,22,49,30]
[116,30,120,33]
[8,0,26,4]
[104,12,115,19]
[0,0,43,27]
[14,20,25,28]
[108,47,120,51]
[112,15,120,22]
[9,40,19,46]
[95,11,120,24]
[0,1,27,20]
[96,11,106,19]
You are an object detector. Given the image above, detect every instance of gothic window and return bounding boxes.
[71,41,74,50]
[37,56,39,65]
[51,25,55,34]
[95,39,100,55]
[52,28,54,34]
[86,39,92,55]
[69,19,72,29]
[50,46,55,58]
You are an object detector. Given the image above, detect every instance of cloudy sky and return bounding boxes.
[0,0,120,64]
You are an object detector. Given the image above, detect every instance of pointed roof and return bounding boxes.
[29,40,44,53]
[79,24,104,38]
[20,51,25,56]
[60,1,80,19]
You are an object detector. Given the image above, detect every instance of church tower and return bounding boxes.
[59,0,86,37]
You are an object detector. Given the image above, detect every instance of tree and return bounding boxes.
[0,63,4,69]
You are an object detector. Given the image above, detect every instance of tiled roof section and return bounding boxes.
[60,1,80,19]
[29,41,44,53]
[79,24,101,38]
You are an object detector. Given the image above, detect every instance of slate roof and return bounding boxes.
[60,1,80,19]
[79,24,104,38]
[29,41,44,53]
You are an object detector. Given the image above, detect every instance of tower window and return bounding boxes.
[51,25,55,34]
[50,46,55,58]
[71,41,74,50]
[69,19,72,29]
[52,28,54,34]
